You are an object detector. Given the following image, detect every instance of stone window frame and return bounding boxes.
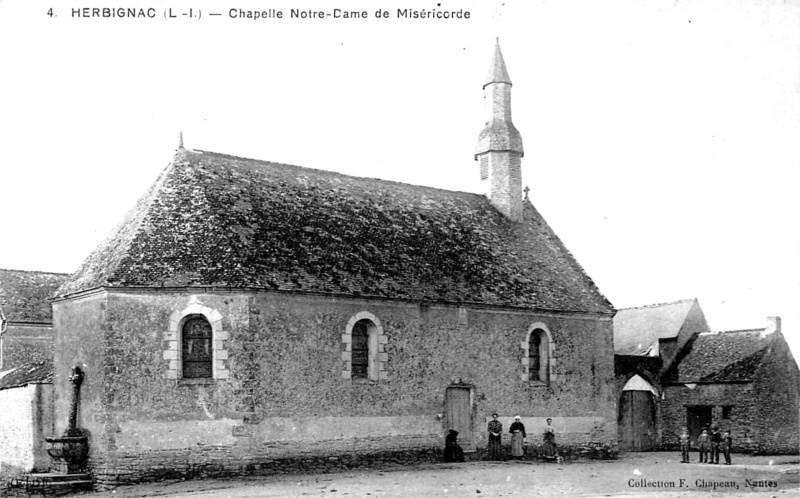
[520,322,555,385]
[341,311,388,381]
[164,297,230,382]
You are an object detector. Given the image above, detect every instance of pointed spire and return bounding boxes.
[475,39,524,222]
[484,38,512,89]
[177,131,184,150]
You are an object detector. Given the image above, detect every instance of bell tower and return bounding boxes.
[474,39,524,222]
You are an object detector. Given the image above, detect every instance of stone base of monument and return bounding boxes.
[44,435,89,475]
[6,473,92,497]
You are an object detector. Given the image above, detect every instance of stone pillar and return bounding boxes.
[66,366,84,437]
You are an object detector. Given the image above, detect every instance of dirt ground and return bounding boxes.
[92,452,799,498]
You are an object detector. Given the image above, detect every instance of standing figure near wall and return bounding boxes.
[709,426,721,464]
[541,417,558,460]
[509,415,526,459]
[679,427,691,463]
[697,428,709,463]
[721,430,733,465]
[487,413,503,460]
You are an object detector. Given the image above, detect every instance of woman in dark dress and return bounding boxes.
[542,417,558,460]
[487,413,503,460]
[444,429,465,462]
[509,415,526,459]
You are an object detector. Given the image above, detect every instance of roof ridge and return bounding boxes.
[0,269,71,276]
[617,298,697,311]
[190,149,486,199]
[700,328,765,336]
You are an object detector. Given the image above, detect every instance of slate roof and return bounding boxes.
[0,269,68,323]
[614,299,697,355]
[55,149,613,314]
[665,329,772,383]
[0,360,53,390]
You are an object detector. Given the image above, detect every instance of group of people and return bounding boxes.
[679,426,733,465]
[445,414,558,462]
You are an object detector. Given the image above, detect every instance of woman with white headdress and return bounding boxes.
[509,415,526,459]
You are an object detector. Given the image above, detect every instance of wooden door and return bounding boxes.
[445,387,473,451]
[618,390,655,451]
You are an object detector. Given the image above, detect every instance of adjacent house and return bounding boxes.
[613,299,710,451]
[662,317,799,454]
[614,298,799,455]
[0,269,64,476]
[0,269,67,370]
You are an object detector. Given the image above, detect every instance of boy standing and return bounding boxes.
[697,428,709,463]
[709,426,721,464]
[679,427,691,463]
[721,430,733,465]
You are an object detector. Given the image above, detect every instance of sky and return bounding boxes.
[1,0,798,359]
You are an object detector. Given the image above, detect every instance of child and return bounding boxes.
[709,426,721,464]
[721,430,733,465]
[679,427,691,463]
[697,428,709,463]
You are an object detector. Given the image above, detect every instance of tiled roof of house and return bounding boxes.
[665,329,772,383]
[55,149,613,314]
[0,360,53,390]
[0,269,68,323]
[613,299,697,355]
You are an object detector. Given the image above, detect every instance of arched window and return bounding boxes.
[528,329,550,382]
[521,324,553,384]
[164,296,229,381]
[351,319,371,379]
[182,316,213,379]
[529,332,543,381]
[342,312,387,381]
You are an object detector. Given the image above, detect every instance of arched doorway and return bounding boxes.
[618,375,657,451]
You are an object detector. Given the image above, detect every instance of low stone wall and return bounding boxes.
[472,442,617,461]
[90,440,618,490]
[90,445,443,490]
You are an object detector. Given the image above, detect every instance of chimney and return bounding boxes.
[764,316,781,336]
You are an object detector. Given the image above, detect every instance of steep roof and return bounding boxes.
[0,269,68,323]
[665,329,772,383]
[55,149,613,314]
[613,299,698,355]
[0,360,53,390]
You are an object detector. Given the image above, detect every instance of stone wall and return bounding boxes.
[1,323,53,371]
[661,383,758,452]
[0,383,54,476]
[661,332,799,455]
[51,293,108,460]
[52,289,616,485]
[754,333,800,454]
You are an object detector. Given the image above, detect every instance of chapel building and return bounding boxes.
[48,42,618,485]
